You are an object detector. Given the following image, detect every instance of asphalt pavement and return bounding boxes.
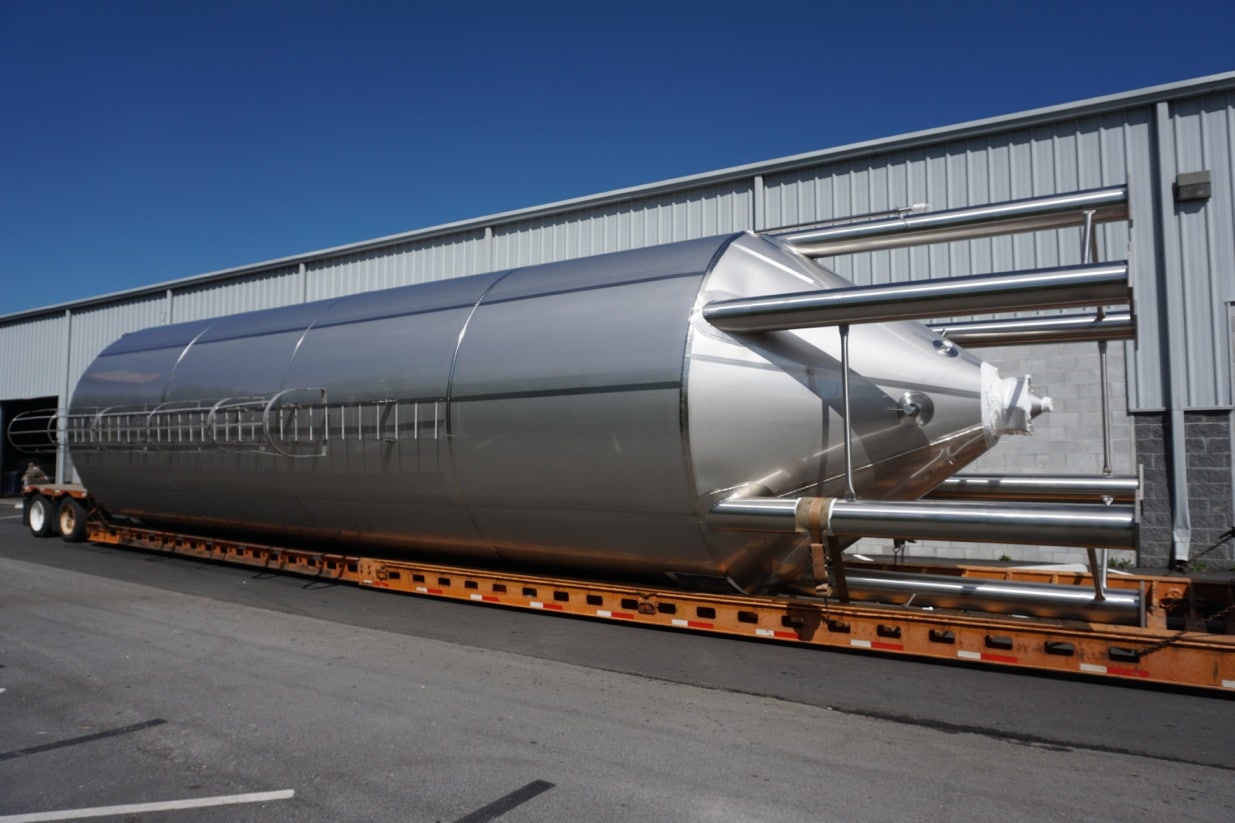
[1,502,1233,822]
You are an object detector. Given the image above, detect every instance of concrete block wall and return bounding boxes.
[865,339,1138,565]
[1134,411,1235,569]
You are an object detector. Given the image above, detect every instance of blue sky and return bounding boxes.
[2,0,1233,316]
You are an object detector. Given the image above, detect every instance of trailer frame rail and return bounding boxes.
[80,519,1235,694]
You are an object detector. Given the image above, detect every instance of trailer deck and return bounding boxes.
[76,514,1234,694]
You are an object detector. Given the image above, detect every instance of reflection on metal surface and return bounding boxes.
[709,496,1137,550]
[778,185,1128,257]
[897,391,934,426]
[701,263,1129,333]
[930,312,1135,347]
[929,474,1139,503]
[841,567,1141,625]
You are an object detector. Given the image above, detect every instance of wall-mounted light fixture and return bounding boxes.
[1174,170,1211,202]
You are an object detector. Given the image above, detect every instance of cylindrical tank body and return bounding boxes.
[69,233,1025,591]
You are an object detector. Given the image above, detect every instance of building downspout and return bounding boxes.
[57,308,74,484]
[1153,100,1192,566]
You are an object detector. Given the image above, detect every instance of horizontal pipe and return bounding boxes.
[828,499,1136,549]
[708,497,802,533]
[778,185,1128,257]
[843,568,1141,625]
[928,474,1139,504]
[929,311,1135,347]
[709,497,1137,550]
[702,263,1130,333]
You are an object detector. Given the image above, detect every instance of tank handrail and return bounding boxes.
[205,395,271,448]
[87,404,152,449]
[261,387,329,458]
[147,399,213,415]
[145,399,214,447]
[5,407,62,454]
[89,405,121,448]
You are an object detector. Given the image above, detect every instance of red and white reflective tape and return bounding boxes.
[597,609,635,620]
[851,638,904,652]
[1223,679,1235,690]
[1080,662,1149,679]
[670,618,714,629]
[529,601,563,611]
[754,627,798,640]
[415,586,443,595]
[958,649,1018,664]
[469,593,500,603]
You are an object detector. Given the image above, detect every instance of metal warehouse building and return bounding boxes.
[3,72,1233,568]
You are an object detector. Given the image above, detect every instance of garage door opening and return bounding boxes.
[2,395,58,495]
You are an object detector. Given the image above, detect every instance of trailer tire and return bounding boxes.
[58,497,88,543]
[27,495,57,538]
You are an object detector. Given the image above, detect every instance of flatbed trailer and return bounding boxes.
[20,482,1235,694]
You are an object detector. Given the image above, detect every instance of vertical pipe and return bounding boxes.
[1081,209,1115,479]
[1099,340,1113,476]
[839,323,856,501]
[1154,101,1192,565]
[0,404,6,494]
[1230,408,1235,525]
[752,174,765,232]
[1080,209,1116,574]
[1085,547,1108,601]
[57,309,74,483]
[1080,209,1095,263]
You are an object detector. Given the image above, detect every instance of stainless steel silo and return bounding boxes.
[68,232,1042,591]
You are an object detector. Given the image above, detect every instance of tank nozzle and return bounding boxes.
[982,364,1051,441]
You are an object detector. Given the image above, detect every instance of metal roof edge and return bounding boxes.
[5,71,1234,326]
[723,70,1235,175]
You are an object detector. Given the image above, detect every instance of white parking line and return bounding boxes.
[0,514,23,520]
[0,789,295,822]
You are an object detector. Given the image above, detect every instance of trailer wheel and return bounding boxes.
[27,495,57,538]
[57,497,88,543]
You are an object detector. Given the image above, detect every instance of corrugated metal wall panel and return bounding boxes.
[1119,111,1162,411]
[1162,91,1235,409]
[66,296,167,395]
[172,267,301,323]
[764,114,1142,291]
[307,232,488,300]
[491,182,753,269]
[0,313,65,399]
